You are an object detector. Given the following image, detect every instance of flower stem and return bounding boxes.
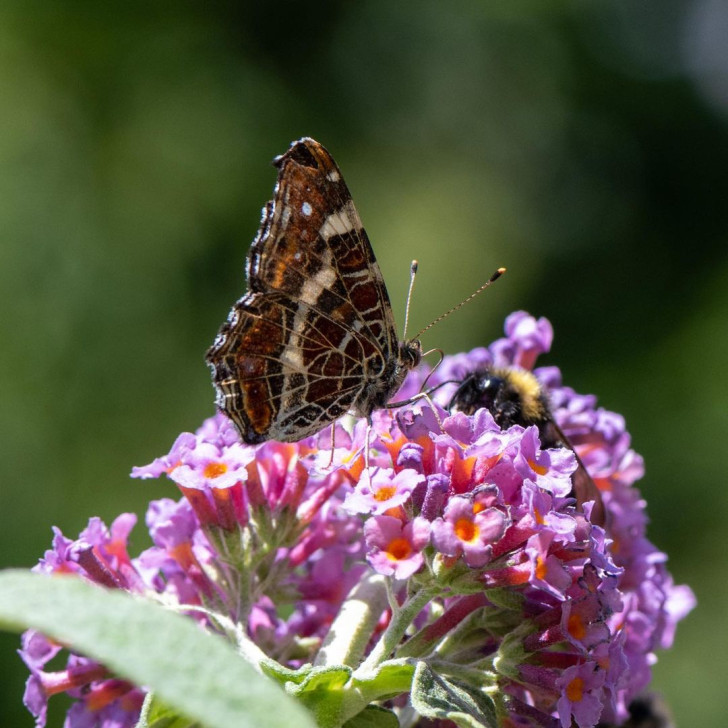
[315,572,388,668]
[397,593,488,658]
[356,584,440,675]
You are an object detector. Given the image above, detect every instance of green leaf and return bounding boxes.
[493,626,531,681]
[138,694,202,728]
[285,665,353,728]
[350,658,414,702]
[281,658,416,727]
[411,661,497,728]
[0,571,315,728]
[342,705,400,728]
[286,665,353,697]
[260,658,314,686]
[483,587,525,612]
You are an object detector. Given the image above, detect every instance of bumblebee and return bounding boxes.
[449,367,606,526]
[617,693,674,728]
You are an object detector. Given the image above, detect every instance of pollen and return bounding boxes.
[203,462,228,479]
[386,538,412,561]
[374,485,397,502]
[535,556,548,581]
[454,518,479,543]
[565,676,584,703]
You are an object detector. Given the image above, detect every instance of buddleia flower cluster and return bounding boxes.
[20,312,694,728]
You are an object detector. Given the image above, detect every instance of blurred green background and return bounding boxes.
[1,2,725,725]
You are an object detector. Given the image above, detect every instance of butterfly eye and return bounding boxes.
[399,341,422,368]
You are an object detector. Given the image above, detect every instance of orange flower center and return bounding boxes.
[568,613,587,640]
[386,538,412,561]
[528,459,548,476]
[565,676,584,703]
[454,518,479,543]
[374,485,397,502]
[203,462,228,479]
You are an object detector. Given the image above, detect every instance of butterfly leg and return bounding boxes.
[387,391,446,433]
[324,423,337,469]
[364,416,373,486]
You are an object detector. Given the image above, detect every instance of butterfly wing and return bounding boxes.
[249,139,399,358]
[206,138,400,443]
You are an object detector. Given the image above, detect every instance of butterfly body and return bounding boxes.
[206,138,421,444]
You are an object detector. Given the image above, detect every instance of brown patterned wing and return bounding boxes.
[206,291,384,442]
[206,138,403,444]
[249,138,398,361]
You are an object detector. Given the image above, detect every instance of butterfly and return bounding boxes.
[205,138,424,444]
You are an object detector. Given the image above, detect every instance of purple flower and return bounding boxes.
[556,662,606,728]
[490,311,554,370]
[524,531,572,600]
[20,311,694,728]
[343,467,425,515]
[520,480,577,539]
[511,427,575,498]
[364,515,431,579]
[431,496,507,567]
[131,432,198,479]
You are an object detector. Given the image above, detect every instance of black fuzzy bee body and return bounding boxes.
[450,367,606,526]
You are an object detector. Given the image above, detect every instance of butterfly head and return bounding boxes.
[399,339,423,370]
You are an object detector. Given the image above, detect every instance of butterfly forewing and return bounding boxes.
[206,138,418,444]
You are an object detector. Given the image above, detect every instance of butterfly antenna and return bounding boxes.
[413,267,506,339]
[402,259,419,341]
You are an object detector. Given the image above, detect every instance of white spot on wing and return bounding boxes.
[327,170,340,182]
[302,201,313,216]
[300,261,337,305]
[319,201,360,240]
[281,345,304,370]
